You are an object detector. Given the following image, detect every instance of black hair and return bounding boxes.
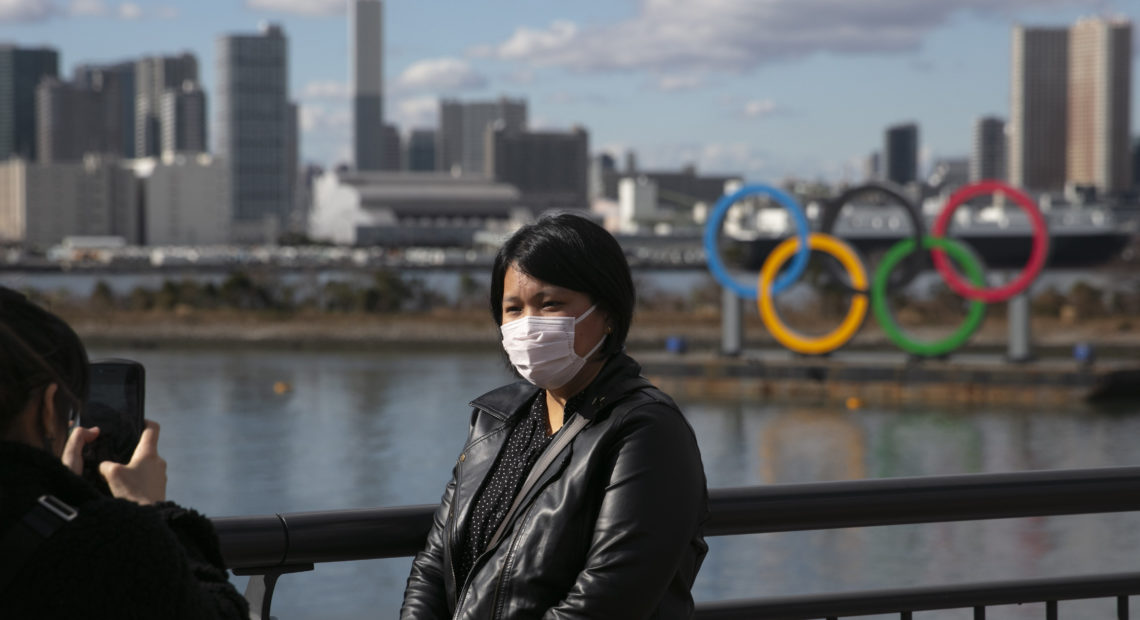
[490,213,635,359]
[0,287,89,437]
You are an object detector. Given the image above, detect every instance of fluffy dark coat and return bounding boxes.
[0,440,249,619]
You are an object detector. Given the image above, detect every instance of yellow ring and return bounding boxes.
[758,233,869,355]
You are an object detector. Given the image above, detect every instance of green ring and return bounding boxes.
[872,236,987,357]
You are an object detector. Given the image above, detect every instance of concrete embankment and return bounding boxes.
[639,351,1140,409]
[67,310,1140,356]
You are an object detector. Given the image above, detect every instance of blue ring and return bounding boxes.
[703,184,811,299]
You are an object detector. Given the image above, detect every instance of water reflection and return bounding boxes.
[760,408,866,483]
[88,346,1140,620]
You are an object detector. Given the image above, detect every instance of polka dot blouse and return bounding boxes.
[456,390,584,588]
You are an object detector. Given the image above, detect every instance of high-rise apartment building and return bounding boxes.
[74,61,135,158]
[216,23,295,243]
[135,54,198,158]
[1009,26,1069,191]
[1067,17,1132,193]
[971,116,1007,182]
[438,97,527,176]
[405,129,436,171]
[35,78,107,163]
[0,46,59,161]
[487,125,589,210]
[160,81,207,156]
[352,0,384,171]
[884,123,918,185]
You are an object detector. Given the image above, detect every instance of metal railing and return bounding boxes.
[214,466,1140,619]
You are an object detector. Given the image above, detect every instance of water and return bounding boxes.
[83,344,1140,620]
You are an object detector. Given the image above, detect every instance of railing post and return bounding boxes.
[233,564,314,620]
[1007,289,1033,362]
[721,288,743,357]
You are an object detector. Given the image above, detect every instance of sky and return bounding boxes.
[1,0,1138,183]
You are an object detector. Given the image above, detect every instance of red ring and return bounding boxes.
[931,180,1049,303]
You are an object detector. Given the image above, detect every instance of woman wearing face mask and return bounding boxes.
[402,213,708,619]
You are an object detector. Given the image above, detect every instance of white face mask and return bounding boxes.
[500,304,606,390]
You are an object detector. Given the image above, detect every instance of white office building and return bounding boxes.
[128,153,230,246]
[0,155,139,248]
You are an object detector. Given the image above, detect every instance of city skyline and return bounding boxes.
[1,0,1138,183]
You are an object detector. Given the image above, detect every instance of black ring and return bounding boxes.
[818,181,927,294]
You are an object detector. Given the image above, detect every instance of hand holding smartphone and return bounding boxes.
[80,359,145,493]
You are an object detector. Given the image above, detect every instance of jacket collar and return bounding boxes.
[468,353,643,422]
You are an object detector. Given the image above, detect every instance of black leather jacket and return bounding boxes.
[402,353,708,619]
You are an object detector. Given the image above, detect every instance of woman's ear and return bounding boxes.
[37,383,64,443]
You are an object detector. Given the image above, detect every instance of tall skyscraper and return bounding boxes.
[1067,17,1132,193]
[135,54,198,158]
[35,77,106,163]
[216,23,294,242]
[438,97,527,176]
[74,61,135,158]
[160,81,207,156]
[352,0,384,171]
[405,129,436,171]
[884,123,918,185]
[971,116,1007,182]
[0,46,59,161]
[1009,26,1069,192]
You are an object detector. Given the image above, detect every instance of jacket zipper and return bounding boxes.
[488,499,536,620]
[453,489,534,618]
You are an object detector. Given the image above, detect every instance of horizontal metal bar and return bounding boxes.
[213,465,1140,570]
[215,505,435,568]
[705,465,1140,536]
[692,571,1140,619]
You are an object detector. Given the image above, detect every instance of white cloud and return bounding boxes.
[505,68,536,85]
[302,80,351,99]
[640,141,768,177]
[0,0,55,21]
[246,0,344,16]
[391,96,438,129]
[116,1,139,19]
[492,20,578,60]
[299,103,350,133]
[544,91,608,105]
[475,0,1100,74]
[3,0,180,21]
[656,74,704,92]
[68,0,104,16]
[742,99,777,119]
[395,58,487,93]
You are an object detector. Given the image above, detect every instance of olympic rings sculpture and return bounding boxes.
[703,180,1050,357]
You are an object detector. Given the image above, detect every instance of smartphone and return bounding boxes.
[80,359,146,469]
